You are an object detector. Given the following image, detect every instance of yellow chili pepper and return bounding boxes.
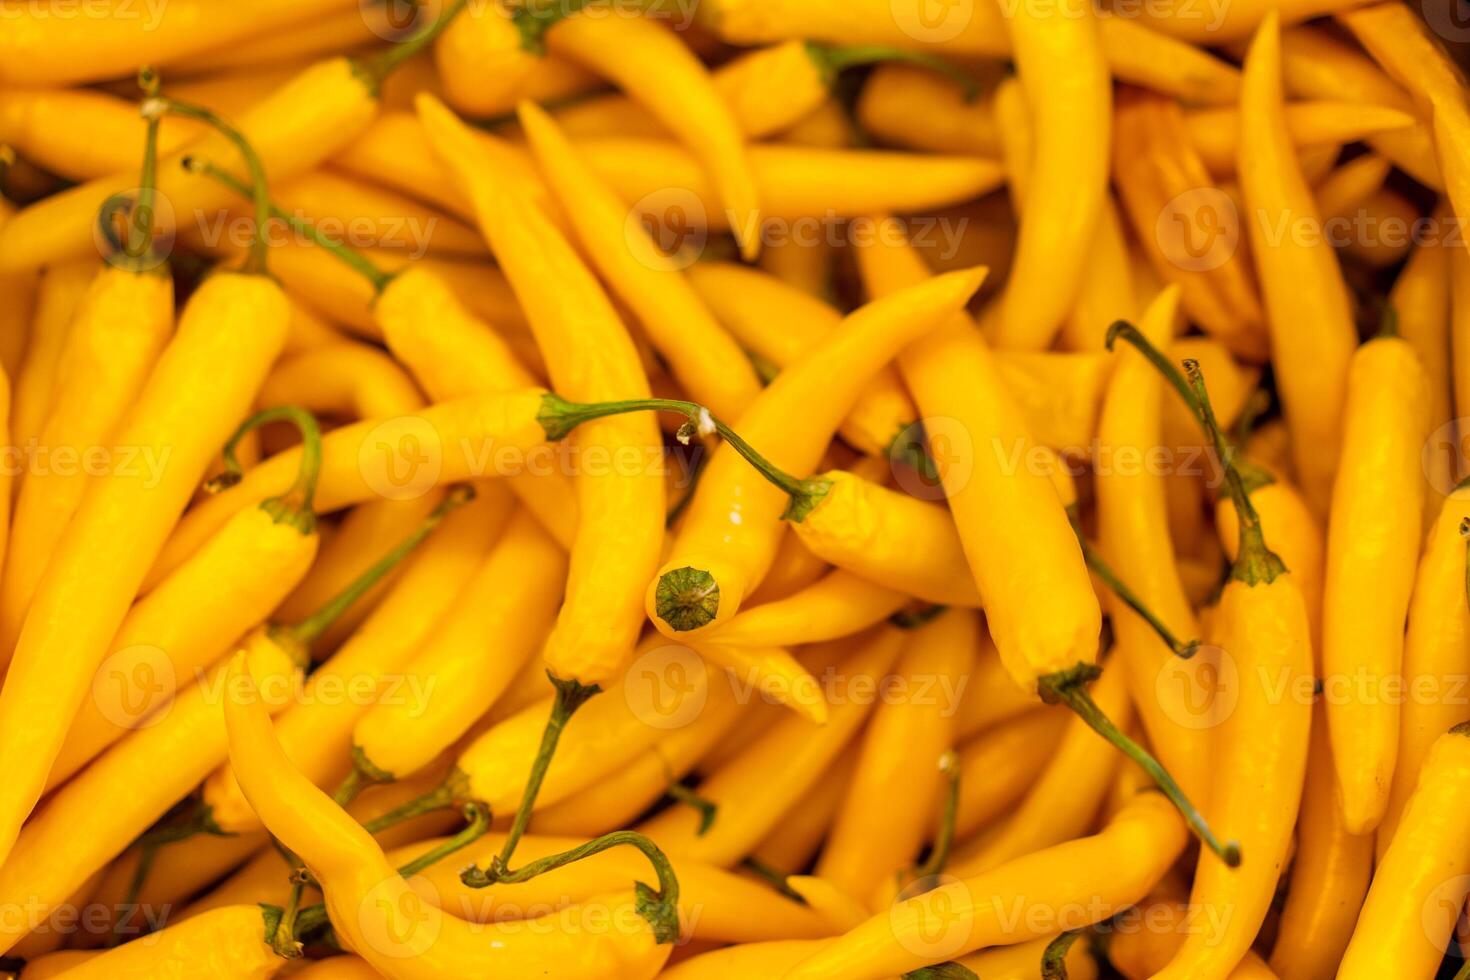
[45,905,281,979]
[1319,336,1428,834]
[5,471,453,953]
[8,259,95,462]
[2,130,171,652]
[817,609,975,904]
[992,76,1135,355]
[515,100,760,421]
[222,656,678,971]
[949,660,1129,879]
[1097,288,1212,801]
[639,630,905,867]
[45,410,324,790]
[349,510,566,785]
[1239,13,1359,514]
[856,224,1093,690]
[1108,889,1278,979]
[0,88,200,181]
[1112,88,1269,362]
[1338,186,1416,269]
[1392,230,1453,528]
[85,831,267,945]
[988,0,1109,351]
[257,340,423,425]
[418,91,664,683]
[203,484,509,833]
[270,169,489,259]
[857,64,1000,156]
[1277,24,1440,189]
[648,266,985,638]
[708,569,907,649]
[1379,485,1470,849]
[401,832,833,944]
[1338,4,1470,235]
[685,261,914,456]
[661,939,833,979]
[0,3,467,273]
[434,0,602,118]
[1268,706,1372,980]
[158,5,392,75]
[781,791,1186,980]
[1337,724,1470,979]
[1114,341,1312,979]
[291,957,383,979]
[1191,100,1416,181]
[951,708,1067,844]
[786,472,981,608]
[11,227,176,644]
[0,101,298,866]
[0,626,303,955]
[953,632,1054,741]
[544,14,761,256]
[740,749,855,880]
[0,0,360,85]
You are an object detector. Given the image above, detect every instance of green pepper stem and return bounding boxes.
[1106,321,1283,585]
[270,867,309,959]
[122,66,164,265]
[335,746,397,807]
[191,160,393,293]
[740,857,807,903]
[360,768,469,835]
[461,829,682,945]
[1069,510,1199,660]
[1184,359,1285,586]
[806,42,981,99]
[901,964,980,980]
[1038,664,1240,868]
[539,392,826,511]
[283,485,474,648]
[484,674,600,878]
[356,0,470,89]
[665,781,717,836]
[162,99,272,275]
[514,0,592,53]
[1460,517,1470,616]
[115,803,226,944]
[911,749,961,883]
[398,802,491,878]
[207,406,323,534]
[1453,957,1470,980]
[1041,930,1083,980]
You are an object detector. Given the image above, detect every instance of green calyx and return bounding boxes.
[903,965,979,980]
[805,41,981,100]
[655,567,721,632]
